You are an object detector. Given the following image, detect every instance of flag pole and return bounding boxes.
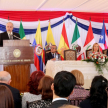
[76,17,78,23]
[20,17,22,22]
[89,17,91,22]
[8,16,9,21]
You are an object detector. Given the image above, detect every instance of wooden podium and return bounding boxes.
[0,40,34,92]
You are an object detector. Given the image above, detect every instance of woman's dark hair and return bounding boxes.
[89,75,107,108]
[38,75,54,100]
[0,85,14,108]
[27,71,45,95]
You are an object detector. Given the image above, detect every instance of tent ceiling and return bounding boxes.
[0,0,108,12]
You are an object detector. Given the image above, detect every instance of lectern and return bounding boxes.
[0,40,34,92]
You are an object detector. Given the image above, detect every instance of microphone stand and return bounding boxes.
[13,35,42,49]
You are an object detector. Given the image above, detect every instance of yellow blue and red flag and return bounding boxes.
[58,21,69,60]
[33,21,44,71]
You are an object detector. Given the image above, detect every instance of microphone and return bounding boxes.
[13,34,42,49]
[13,35,34,46]
[13,35,21,40]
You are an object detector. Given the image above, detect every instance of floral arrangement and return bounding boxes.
[83,52,108,74]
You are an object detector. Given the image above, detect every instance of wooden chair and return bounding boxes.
[26,101,30,108]
[86,49,92,58]
[45,49,51,54]
[26,100,52,108]
[26,101,36,108]
[64,49,77,60]
[102,49,108,55]
[68,97,85,106]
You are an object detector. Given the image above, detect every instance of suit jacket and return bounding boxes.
[45,51,60,65]
[0,83,21,108]
[48,100,70,108]
[45,52,54,65]
[0,31,20,46]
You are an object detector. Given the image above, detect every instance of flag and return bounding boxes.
[33,21,44,71]
[83,22,95,56]
[45,22,55,50]
[19,21,26,39]
[58,22,69,59]
[98,20,107,51]
[71,21,84,60]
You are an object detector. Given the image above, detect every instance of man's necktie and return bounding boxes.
[52,53,54,58]
[9,35,13,40]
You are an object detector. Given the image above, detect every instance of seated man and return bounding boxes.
[45,45,59,65]
[0,71,21,108]
[0,22,20,46]
[48,71,76,108]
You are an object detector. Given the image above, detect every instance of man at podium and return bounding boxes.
[0,22,20,46]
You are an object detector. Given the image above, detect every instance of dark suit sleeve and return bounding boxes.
[13,89,21,108]
[45,52,53,65]
[0,33,3,46]
[0,33,2,46]
[17,33,20,38]
[45,53,49,65]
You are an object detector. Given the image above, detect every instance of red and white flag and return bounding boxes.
[83,22,95,57]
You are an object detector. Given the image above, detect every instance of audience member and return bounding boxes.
[45,45,58,65]
[0,71,21,108]
[0,22,20,46]
[79,75,107,108]
[28,75,54,108]
[22,70,45,108]
[69,70,89,101]
[0,85,14,108]
[48,71,76,108]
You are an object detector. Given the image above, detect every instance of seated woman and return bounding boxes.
[68,70,89,106]
[28,75,54,108]
[88,43,102,58]
[79,75,107,108]
[92,43,100,53]
[22,70,45,108]
[0,85,14,108]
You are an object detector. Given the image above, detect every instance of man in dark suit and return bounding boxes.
[0,71,21,108]
[0,22,20,46]
[45,45,59,65]
[48,71,76,108]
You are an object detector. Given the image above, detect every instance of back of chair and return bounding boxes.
[68,97,85,106]
[26,101,29,108]
[102,49,108,55]
[64,49,77,60]
[45,49,51,54]
[86,49,92,58]
[26,100,52,108]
